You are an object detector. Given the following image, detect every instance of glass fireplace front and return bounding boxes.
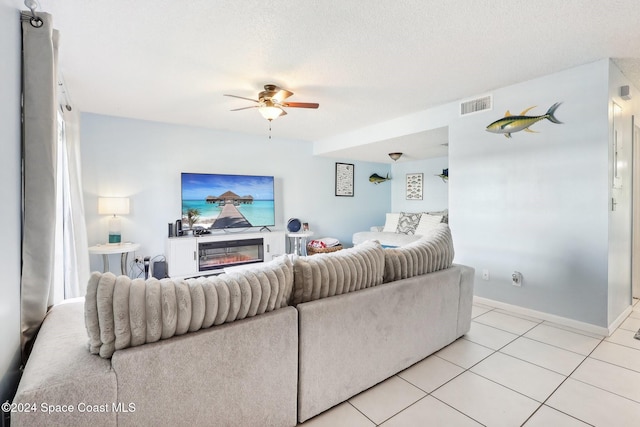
[198,238,264,272]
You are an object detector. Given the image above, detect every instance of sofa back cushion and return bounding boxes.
[85,254,293,358]
[291,240,385,305]
[383,223,455,283]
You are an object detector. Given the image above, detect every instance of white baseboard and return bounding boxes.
[473,296,620,337]
[608,305,633,336]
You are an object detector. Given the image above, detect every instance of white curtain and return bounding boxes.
[21,11,90,354]
[20,11,58,353]
[59,106,90,299]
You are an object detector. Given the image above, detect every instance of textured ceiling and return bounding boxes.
[33,0,640,161]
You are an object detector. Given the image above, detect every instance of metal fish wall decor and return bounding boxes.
[486,102,563,138]
[369,173,390,184]
[436,168,448,183]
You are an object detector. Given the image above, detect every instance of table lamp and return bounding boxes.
[98,197,130,244]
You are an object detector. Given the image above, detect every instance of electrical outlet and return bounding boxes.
[482,269,490,281]
[135,256,143,264]
[512,271,523,287]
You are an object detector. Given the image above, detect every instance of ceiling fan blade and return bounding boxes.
[224,94,259,103]
[230,105,259,111]
[282,102,319,109]
[272,89,293,103]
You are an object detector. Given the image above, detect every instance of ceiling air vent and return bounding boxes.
[460,95,492,116]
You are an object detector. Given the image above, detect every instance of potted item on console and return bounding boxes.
[185,208,200,235]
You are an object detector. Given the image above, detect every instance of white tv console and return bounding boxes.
[165,230,285,279]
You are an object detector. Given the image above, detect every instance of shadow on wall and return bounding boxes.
[1,346,22,419]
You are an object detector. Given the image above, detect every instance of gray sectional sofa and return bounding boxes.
[12,224,474,426]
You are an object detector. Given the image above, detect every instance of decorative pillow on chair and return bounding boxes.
[396,212,422,235]
[426,209,448,223]
[414,214,444,236]
[382,213,401,232]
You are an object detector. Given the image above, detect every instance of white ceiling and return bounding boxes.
[32,0,640,162]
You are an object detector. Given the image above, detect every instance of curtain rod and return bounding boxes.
[23,0,43,28]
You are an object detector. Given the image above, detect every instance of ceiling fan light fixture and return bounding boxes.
[259,105,285,121]
[389,152,403,161]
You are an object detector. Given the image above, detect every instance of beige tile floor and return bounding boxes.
[300,298,640,427]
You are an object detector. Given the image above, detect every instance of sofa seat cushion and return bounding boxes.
[291,240,385,305]
[85,254,293,358]
[383,223,455,283]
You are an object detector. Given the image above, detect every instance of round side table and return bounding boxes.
[287,232,314,256]
[89,242,141,275]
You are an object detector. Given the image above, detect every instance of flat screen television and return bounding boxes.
[181,173,275,231]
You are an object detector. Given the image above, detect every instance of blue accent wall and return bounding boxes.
[80,113,391,274]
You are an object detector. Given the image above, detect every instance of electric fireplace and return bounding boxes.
[198,238,264,271]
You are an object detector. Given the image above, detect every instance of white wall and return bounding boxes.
[390,156,448,213]
[80,113,391,275]
[0,0,24,404]
[451,60,612,327]
[315,59,632,329]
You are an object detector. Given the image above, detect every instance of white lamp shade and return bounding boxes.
[98,197,130,215]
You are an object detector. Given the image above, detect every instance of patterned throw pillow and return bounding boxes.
[396,212,422,235]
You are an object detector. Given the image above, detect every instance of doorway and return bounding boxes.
[633,119,640,298]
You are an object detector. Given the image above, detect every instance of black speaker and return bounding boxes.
[144,256,151,279]
[153,261,168,279]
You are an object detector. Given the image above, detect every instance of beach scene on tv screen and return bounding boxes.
[181,173,275,230]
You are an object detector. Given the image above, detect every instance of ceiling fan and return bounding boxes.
[224,84,319,122]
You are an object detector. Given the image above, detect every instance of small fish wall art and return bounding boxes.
[406,173,423,200]
[486,102,563,138]
[369,173,390,184]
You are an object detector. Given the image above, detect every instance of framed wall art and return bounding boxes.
[406,173,423,200]
[335,162,354,197]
